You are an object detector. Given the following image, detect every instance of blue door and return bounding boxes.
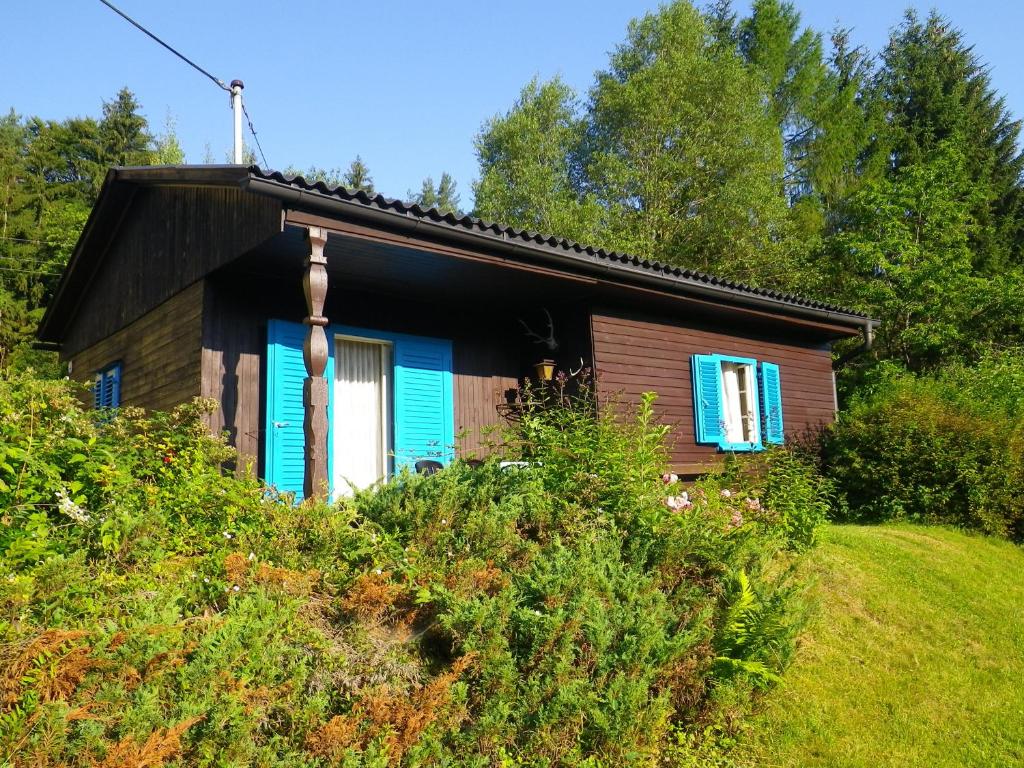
[264,320,454,498]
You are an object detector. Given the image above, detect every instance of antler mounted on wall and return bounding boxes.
[518,308,559,352]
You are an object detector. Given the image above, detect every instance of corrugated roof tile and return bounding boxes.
[249,166,867,319]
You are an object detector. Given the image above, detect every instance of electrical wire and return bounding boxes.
[241,102,268,168]
[96,0,229,91]
[96,0,271,167]
[0,266,62,276]
[0,255,60,266]
[0,235,49,246]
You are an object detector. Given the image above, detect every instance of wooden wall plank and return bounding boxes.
[69,282,204,413]
[591,309,836,472]
[62,186,280,358]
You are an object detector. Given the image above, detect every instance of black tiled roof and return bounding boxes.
[249,167,869,321]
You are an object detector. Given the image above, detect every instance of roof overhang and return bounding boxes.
[39,165,877,344]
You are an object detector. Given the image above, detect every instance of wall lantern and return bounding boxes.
[534,359,556,382]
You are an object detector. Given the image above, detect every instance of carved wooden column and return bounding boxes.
[302,227,329,499]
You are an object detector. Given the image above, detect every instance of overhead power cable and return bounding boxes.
[96,0,270,166]
[0,266,62,277]
[96,0,229,91]
[241,101,268,168]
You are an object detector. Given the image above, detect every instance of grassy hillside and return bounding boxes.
[740,524,1024,767]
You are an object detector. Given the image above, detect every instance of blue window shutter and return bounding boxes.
[760,362,784,444]
[108,364,121,407]
[265,319,310,500]
[691,354,724,445]
[393,337,454,472]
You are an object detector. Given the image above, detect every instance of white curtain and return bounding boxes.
[334,339,387,495]
[721,366,745,444]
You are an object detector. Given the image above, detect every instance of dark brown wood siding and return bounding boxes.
[591,310,836,472]
[69,282,204,412]
[453,337,519,457]
[200,276,526,471]
[62,186,279,358]
[200,280,265,472]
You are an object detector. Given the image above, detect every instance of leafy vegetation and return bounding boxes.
[0,372,832,766]
[824,350,1024,540]
[473,2,1024,376]
[738,524,1024,767]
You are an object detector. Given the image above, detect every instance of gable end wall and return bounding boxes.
[61,185,280,358]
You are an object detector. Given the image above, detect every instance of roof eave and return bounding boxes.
[244,173,875,335]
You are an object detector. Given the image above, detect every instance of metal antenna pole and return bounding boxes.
[230,79,244,164]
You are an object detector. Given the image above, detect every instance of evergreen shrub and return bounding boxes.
[0,371,829,766]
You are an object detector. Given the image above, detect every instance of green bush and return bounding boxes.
[0,372,830,766]
[824,352,1024,540]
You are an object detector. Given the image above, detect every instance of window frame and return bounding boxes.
[712,353,763,452]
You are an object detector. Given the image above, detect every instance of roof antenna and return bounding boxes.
[230,80,244,164]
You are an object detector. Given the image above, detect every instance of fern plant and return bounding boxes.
[712,569,796,690]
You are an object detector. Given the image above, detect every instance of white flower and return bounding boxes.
[441,519,448,525]
[222,531,233,539]
[247,552,256,561]
[720,489,733,498]
[232,585,240,592]
[55,489,89,523]
[374,568,382,575]
[203,577,210,583]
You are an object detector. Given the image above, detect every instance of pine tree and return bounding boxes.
[342,156,375,195]
[0,89,158,366]
[411,172,461,214]
[875,10,1024,271]
[99,87,154,175]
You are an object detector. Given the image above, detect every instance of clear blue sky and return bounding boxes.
[2,1,1021,207]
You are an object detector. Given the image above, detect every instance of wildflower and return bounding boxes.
[247,552,256,561]
[744,497,762,513]
[665,493,692,512]
[203,577,210,583]
[222,531,233,539]
[55,489,89,523]
[720,489,733,499]
[729,510,744,529]
[374,568,382,575]
[232,585,240,592]
[441,519,448,525]
[661,472,679,485]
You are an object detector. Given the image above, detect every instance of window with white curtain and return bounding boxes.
[333,336,392,496]
[720,360,759,445]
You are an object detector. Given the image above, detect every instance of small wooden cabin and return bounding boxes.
[37,166,875,498]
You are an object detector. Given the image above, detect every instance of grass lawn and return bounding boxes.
[739,524,1024,768]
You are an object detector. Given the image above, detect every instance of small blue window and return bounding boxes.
[94,363,121,409]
